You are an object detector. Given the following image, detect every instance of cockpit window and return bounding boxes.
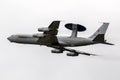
[11,35,16,37]
[18,36,28,38]
[18,35,31,38]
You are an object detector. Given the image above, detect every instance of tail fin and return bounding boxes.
[89,23,109,42]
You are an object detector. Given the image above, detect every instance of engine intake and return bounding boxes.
[67,53,79,56]
[51,49,63,53]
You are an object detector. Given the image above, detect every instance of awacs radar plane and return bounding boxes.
[7,21,113,56]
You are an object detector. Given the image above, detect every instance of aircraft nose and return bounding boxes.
[7,36,12,42]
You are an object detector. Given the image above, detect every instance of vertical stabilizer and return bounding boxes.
[89,23,109,42]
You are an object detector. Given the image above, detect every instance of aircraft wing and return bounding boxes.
[62,47,97,56]
[37,21,60,45]
[50,46,97,56]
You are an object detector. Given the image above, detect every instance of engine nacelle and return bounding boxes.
[38,27,50,32]
[33,33,45,38]
[67,53,79,56]
[51,49,63,53]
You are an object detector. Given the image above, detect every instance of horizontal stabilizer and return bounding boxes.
[101,42,114,45]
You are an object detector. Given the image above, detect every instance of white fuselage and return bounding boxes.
[7,35,95,47]
[57,37,94,46]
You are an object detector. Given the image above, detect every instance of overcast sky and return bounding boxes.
[0,0,120,80]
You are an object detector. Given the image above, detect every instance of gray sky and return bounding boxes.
[0,0,120,80]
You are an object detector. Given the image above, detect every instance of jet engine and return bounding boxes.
[33,33,45,38]
[66,53,79,56]
[38,27,50,32]
[51,49,63,53]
